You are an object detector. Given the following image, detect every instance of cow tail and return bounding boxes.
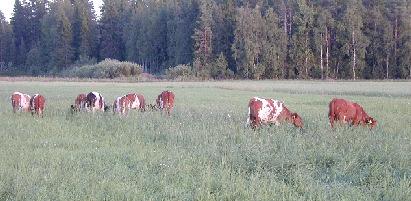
[140,96,145,112]
[99,95,103,110]
[246,107,251,127]
[11,96,16,112]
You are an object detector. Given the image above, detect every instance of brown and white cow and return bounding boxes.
[328,98,377,128]
[76,93,87,109]
[71,93,87,112]
[30,94,46,117]
[247,97,303,129]
[113,95,131,115]
[156,90,175,115]
[126,93,146,112]
[85,92,109,112]
[11,92,31,113]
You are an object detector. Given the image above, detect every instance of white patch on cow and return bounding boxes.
[113,96,122,113]
[158,97,164,109]
[90,92,105,112]
[129,94,140,109]
[31,94,39,110]
[253,97,284,125]
[246,106,251,126]
[12,92,31,111]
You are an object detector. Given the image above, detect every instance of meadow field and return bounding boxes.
[0,80,410,200]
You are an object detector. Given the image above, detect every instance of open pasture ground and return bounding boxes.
[0,80,410,200]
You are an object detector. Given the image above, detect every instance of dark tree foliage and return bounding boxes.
[0,0,410,79]
[0,11,13,69]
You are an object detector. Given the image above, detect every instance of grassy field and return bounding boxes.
[0,80,410,200]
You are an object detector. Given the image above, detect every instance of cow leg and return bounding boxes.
[329,115,334,128]
[250,116,260,130]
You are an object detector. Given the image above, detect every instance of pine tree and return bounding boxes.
[11,0,29,67]
[289,0,315,79]
[262,8,285,79]
[363,0,392,79]
[40,0,73,70]
[0,11,13,69]
[99,0,128,61]
[192,0,215,77]
[340,0,369,80]
[72,0,98,62]
[313,2,334,79]
[396,0,411,78]
[232,5,266,79]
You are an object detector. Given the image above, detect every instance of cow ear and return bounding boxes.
[291,113,296,119]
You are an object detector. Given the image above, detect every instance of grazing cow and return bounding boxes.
[11,92,31,113]
[328,98,377,128]
[246,97,303,129]
[30,94,45,117]
[71,93,87,112]
[156,91,175,115]
[85,92,109,112]
[113,95,131,115]
[126,93,146,111]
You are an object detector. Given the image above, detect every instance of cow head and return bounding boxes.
[291,113,303,128]
[147,103,158,111]
[70,104,77,112]
[70,104,79,115]
[104,105,110,112]
[365,117,377,128]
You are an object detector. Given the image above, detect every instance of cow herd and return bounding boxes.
[10,90,377,129]
[72,91,175,116]
[11,90,175,117]
[11,92,46,117]
[246,97,377,129]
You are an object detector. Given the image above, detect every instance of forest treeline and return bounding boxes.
[0,0,410,79]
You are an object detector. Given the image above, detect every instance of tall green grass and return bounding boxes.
[0,81,410,200]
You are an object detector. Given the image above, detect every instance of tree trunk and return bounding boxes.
[352,30,356,80]
[326,27,329,79]
[386,54,389,79]
[283,8,287,35]
[305,33,308,77]
[288,10,292,36]
[305,56,308,77]
[394,17,398,59]
[336,61,340,79]
[320,33,324,79]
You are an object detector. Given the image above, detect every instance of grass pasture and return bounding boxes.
[0,80,410,200]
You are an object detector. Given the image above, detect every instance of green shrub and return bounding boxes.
[165,64,195,80]
[61,58,143,79]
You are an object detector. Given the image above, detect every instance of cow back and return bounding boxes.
[86,92,97,108]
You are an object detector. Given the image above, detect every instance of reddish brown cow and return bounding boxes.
[113,95,131,115]
[156,90,175,115]
[72,93,87,112]
[247,97,303,129]
[328,98,377,128]
[11,92,31,113]
[30,94,46,117]
[126,93,146,112]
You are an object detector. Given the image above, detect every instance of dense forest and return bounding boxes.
[0,0,410,79]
